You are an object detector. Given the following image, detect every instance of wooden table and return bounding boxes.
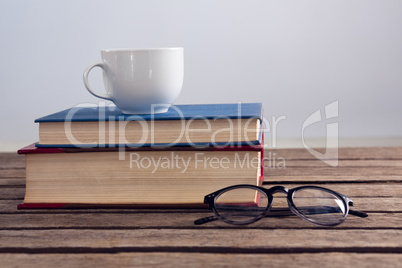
[1,148,401,267]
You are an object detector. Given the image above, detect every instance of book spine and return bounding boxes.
[17,203,209,209]
[17,203,66,209]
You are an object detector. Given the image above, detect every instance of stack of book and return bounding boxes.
[18,103,264,208]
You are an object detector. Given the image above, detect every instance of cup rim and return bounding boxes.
[101,47,183,53]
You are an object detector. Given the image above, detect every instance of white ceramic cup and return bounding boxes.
[83,48,184,114]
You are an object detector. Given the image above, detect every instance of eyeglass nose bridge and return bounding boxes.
[268,186,289,195]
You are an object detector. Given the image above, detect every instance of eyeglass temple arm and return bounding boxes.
[349,209,368,218]
[194,207,368,225]
[194,216,218,225]
[348,201,368,218]
[194,196,219,225]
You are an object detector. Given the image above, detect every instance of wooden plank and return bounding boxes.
[266,147,402,160]
[347,197,402,212]
[0,179,25,186]
[19,174,402,186]
[265,175,402,183]
[0,212,398,229]
[2,196,400,214]
[0,153,25,169]
[0,200,24,212]
[0,188,25,200]
[0,169,25,178]
[282,160,402,167]
[266,166,402,176]
[0,199,213,215]
[261,183,402,198]
[1,183,402,203]
[0,229,401,250]
[296,184,402,198]
[0,253,401,268]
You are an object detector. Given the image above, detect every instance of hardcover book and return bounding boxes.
[35,103,263,148]
[18,143,264,208]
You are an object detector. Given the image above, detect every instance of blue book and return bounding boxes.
[36,103,263,148]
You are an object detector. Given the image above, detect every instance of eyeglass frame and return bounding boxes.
[195,184,368,226]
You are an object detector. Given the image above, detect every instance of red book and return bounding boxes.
[18,142,264,209]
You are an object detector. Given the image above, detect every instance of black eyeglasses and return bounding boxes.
[195,184,368,226]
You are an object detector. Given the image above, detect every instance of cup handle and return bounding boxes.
[83,62,113,101]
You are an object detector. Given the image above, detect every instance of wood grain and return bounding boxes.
[0,229,401,250]
[0,168,25,178]
[2,196,401,214]
[0,179,25,186]
[1,148,401,268]
[282,160,402,167]
[266,166,402,176]
[265,175,402,182]
[0,188,25,200]
[265,147,402,160]
[1,253,401,268]
[0,153,24,169]
[0,212,399,229]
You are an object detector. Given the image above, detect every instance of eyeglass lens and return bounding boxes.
[292,188,346,225]
[214,186,347,225]
[215,187,269,224]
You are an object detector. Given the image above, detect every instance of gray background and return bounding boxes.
[1,0,401,149]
